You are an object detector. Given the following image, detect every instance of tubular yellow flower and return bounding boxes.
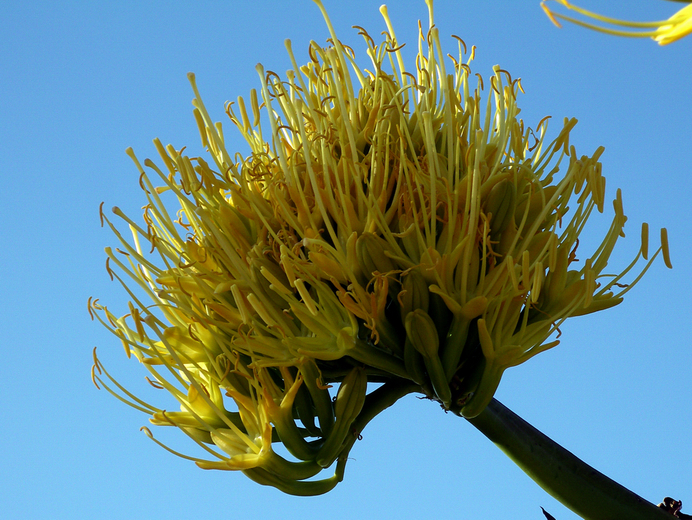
[542,0,692,45]
[91,0,671,493]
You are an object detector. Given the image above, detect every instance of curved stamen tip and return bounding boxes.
[541,2,563,28]
[660,228,672,269]
[91,365,101,389]
[640,222,649,260]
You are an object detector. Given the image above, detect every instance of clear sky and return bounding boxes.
[1,1,690,518]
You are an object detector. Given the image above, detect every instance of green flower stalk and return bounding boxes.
[542,0,692,45]
[91,0,671,498]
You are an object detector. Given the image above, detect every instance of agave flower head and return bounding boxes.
[91,0,671,494]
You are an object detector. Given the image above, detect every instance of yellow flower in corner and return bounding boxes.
[542,0,692,45]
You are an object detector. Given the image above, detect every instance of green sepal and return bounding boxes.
[405,309,451,407]
[404,334,428,386]
[315,366,367,468]
[460,360,504,418]
[298,358,335,436]
[243,467,341,496]
[440,315,472,381]
[264,378,321,461]
[292,380,323,438]
[264,452,324,481]
[349,338,409,380]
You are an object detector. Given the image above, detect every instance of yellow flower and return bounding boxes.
[91,0,671,493]
[542,0,692,45]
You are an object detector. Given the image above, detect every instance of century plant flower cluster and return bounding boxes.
[90,0,671,495]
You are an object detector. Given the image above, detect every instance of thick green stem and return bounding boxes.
[456,398,672,520]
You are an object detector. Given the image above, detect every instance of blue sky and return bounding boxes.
[1,1,690,518]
